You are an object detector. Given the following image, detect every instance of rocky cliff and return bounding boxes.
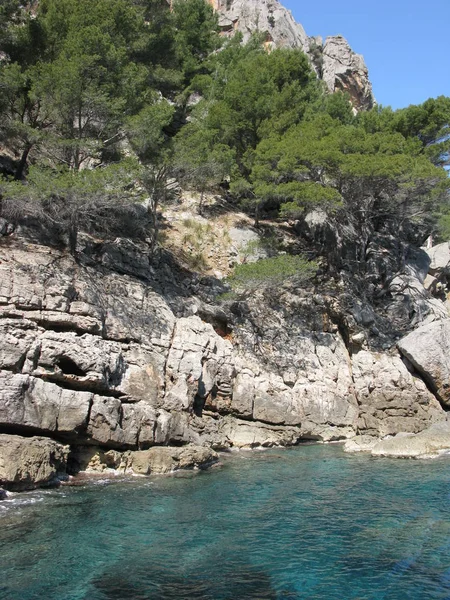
[210,0,374,110]
[1,196,449,490]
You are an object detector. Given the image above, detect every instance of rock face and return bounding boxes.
[322,36,374,111]
[352,350,444,437]
[426,242,450,276]
[0,434,68,491]
[211,0,374,111]
[397,320,450,408]
[212,0,309,51]
[0,236,449,488]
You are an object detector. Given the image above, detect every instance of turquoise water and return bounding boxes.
[2,444,450,600]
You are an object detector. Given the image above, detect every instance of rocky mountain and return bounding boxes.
[0,1,448,497]
[210,0,374,110]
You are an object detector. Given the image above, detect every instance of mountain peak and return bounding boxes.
[211,0,374,111]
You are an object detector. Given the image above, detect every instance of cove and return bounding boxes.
[1,444,450,600]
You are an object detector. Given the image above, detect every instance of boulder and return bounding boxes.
[219,417,302,448]
[0,434,69,491]
[397,320,450,407]
[127,445,219,475]
[72,444,219,475]
[426,242,450,276]
[0,371,92,436]
[0,488,7,499]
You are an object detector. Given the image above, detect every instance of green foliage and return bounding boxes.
[173,121,234,204]
[172,0,220,80]
[0,0,449,267]
[126,98,175,163]
[249,113,448,228]
[1,159,147,253]
[227,254,318,292]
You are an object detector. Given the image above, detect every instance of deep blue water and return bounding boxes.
[2,444,450,600]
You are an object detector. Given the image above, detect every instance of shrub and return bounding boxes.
[227,253,317,293]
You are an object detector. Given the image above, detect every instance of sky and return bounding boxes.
[281,0,450,110]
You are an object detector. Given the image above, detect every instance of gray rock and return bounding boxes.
[212,1,373,111]
[397,320,450,407]
[344,435,378,453]
[0,487,7,499]
[213,0,309,51]
[127,445,219,475]
[426,242,450,276]
[165,316,235,412]
[322,35,374,111]
[0,434,69,491]
[1,229,447,464]
[0,371,92,435]
[352,350,445,437]
[87,396,125,448]
[386,273,447,328]
[371,422,450,458]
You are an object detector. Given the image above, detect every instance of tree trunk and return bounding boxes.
[254,202,260,229]
[68,221,78,256]
[14,145,32,180]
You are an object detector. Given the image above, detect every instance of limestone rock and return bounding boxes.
[386,273,447,328]
[352,350,445,437]
[322,36,374,111]
[128,445,219,475]
[212,0,309,51]
[212,1,374,111]
[371,422,450,458]
[344,435,378,453]
[219,416,302,448]
[397,320,450,407]
[165,316,235,412]
[0,434,68,491]
[1,230,447,461]
[426,242,450,276]
[0,371,92,435]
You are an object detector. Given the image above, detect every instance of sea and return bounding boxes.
[1,444,450,600]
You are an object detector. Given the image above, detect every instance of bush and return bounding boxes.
[227,253,317,293]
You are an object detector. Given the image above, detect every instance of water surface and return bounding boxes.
[1,444,450,600]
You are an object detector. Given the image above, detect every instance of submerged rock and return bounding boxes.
[0,434,69,491]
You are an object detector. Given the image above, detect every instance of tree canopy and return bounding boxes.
[0,0,449,276]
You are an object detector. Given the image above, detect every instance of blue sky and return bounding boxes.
[282,0,450,109]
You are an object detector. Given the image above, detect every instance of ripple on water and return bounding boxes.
[1,444,450,600]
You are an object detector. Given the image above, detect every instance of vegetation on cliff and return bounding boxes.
[0,0,449,293]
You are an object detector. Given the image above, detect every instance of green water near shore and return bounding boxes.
[1,444,450,599]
